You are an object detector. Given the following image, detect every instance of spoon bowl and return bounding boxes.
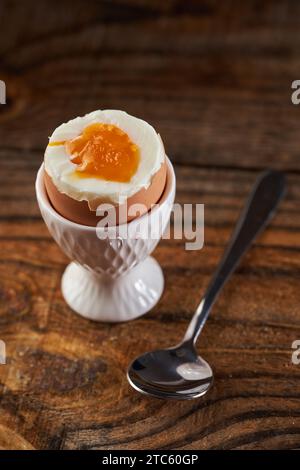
[127,344,213,399]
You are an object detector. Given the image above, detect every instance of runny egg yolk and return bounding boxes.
[63,123,140,183]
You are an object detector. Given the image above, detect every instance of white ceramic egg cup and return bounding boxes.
[35,159,175,322]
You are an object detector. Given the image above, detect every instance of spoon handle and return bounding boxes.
[183,169,286,345]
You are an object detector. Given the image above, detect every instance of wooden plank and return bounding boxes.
[0,0,300,450]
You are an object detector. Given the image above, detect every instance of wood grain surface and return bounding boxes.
[0,0,300,450]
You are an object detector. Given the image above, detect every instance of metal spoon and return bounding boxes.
[127,169,286,400]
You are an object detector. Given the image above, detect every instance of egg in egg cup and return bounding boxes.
[36,111,176,322]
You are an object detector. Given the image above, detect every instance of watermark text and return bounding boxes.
[0,80,6,104]
[291,340,300,365]
[0,340,6,364]
[95,202,204,251]
[291,80,300,105]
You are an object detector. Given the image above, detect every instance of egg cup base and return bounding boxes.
[61,258,164,322]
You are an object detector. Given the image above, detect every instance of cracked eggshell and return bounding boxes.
[44,158,167,226]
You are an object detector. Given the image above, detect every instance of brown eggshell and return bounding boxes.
[44,158,167,226]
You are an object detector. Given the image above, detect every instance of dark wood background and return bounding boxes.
[0,0,300,450]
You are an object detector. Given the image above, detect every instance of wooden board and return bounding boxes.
[0,0,300,450]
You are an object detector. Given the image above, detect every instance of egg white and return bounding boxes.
[44,110,165,210]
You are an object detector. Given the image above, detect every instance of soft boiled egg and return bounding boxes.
[44,110,167,226]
